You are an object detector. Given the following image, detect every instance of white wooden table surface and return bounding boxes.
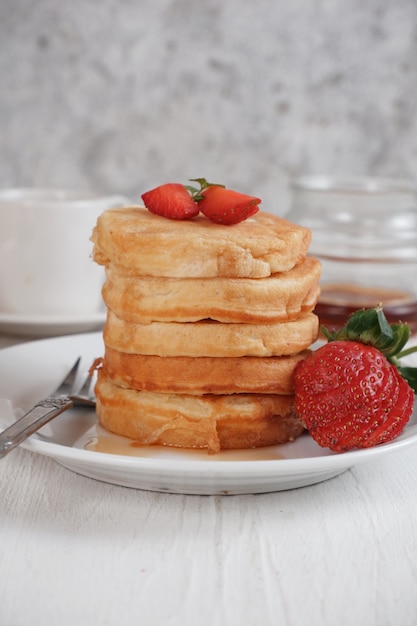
[1,331,417,626]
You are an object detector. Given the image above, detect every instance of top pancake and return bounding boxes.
[91,206,312,278]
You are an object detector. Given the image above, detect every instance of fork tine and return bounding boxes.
[77,371,93,397]
[55,357,81,396]
[70,369,96,407]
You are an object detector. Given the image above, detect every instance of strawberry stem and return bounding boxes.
[397,345,417,358]
[185,178,225,202]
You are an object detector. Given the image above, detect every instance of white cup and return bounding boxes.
[0,188,129,317]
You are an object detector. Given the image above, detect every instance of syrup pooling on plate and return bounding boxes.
[84,436,285,461]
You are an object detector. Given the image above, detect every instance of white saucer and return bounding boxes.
[0,311,106,337]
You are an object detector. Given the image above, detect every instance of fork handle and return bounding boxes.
[0,396,73,458]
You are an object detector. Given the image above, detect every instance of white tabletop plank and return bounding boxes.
[1,444,417,626]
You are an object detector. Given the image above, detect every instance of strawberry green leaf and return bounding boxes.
[376,306,394,337]
[383,323,410,357]
[397,367,417,393]
[345,307,394,346]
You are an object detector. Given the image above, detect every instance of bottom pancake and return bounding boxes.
[95,371,304,454]
[102,347,310,395]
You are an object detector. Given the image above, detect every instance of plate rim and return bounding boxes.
[18,422,417,472]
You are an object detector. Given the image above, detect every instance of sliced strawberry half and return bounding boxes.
[141,183,199,220]
[198,185,261,225]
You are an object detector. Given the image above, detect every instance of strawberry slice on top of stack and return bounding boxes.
[141,178,261,225]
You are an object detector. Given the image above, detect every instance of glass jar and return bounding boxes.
[287,176,417,331]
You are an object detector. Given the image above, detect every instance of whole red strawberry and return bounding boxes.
[141,183,199,220]
[294,306,416,452]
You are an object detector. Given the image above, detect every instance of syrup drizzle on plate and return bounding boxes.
[85,434,285,461]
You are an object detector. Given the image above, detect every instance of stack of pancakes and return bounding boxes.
[91,207,321,453]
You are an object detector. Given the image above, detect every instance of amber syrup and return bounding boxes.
[316,284,417,333]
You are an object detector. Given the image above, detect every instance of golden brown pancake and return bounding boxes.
[102,347,311,395]
[91,206,312,278]
[95,370,304,454]
[102,256,321,324]
[103,310,319,357]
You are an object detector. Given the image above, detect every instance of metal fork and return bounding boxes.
[0,357,96,458]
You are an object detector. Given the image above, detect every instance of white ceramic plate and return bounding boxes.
[0,311,106,337]
[0,332,416,495]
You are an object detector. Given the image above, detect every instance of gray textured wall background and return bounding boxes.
[1,0,417,214]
